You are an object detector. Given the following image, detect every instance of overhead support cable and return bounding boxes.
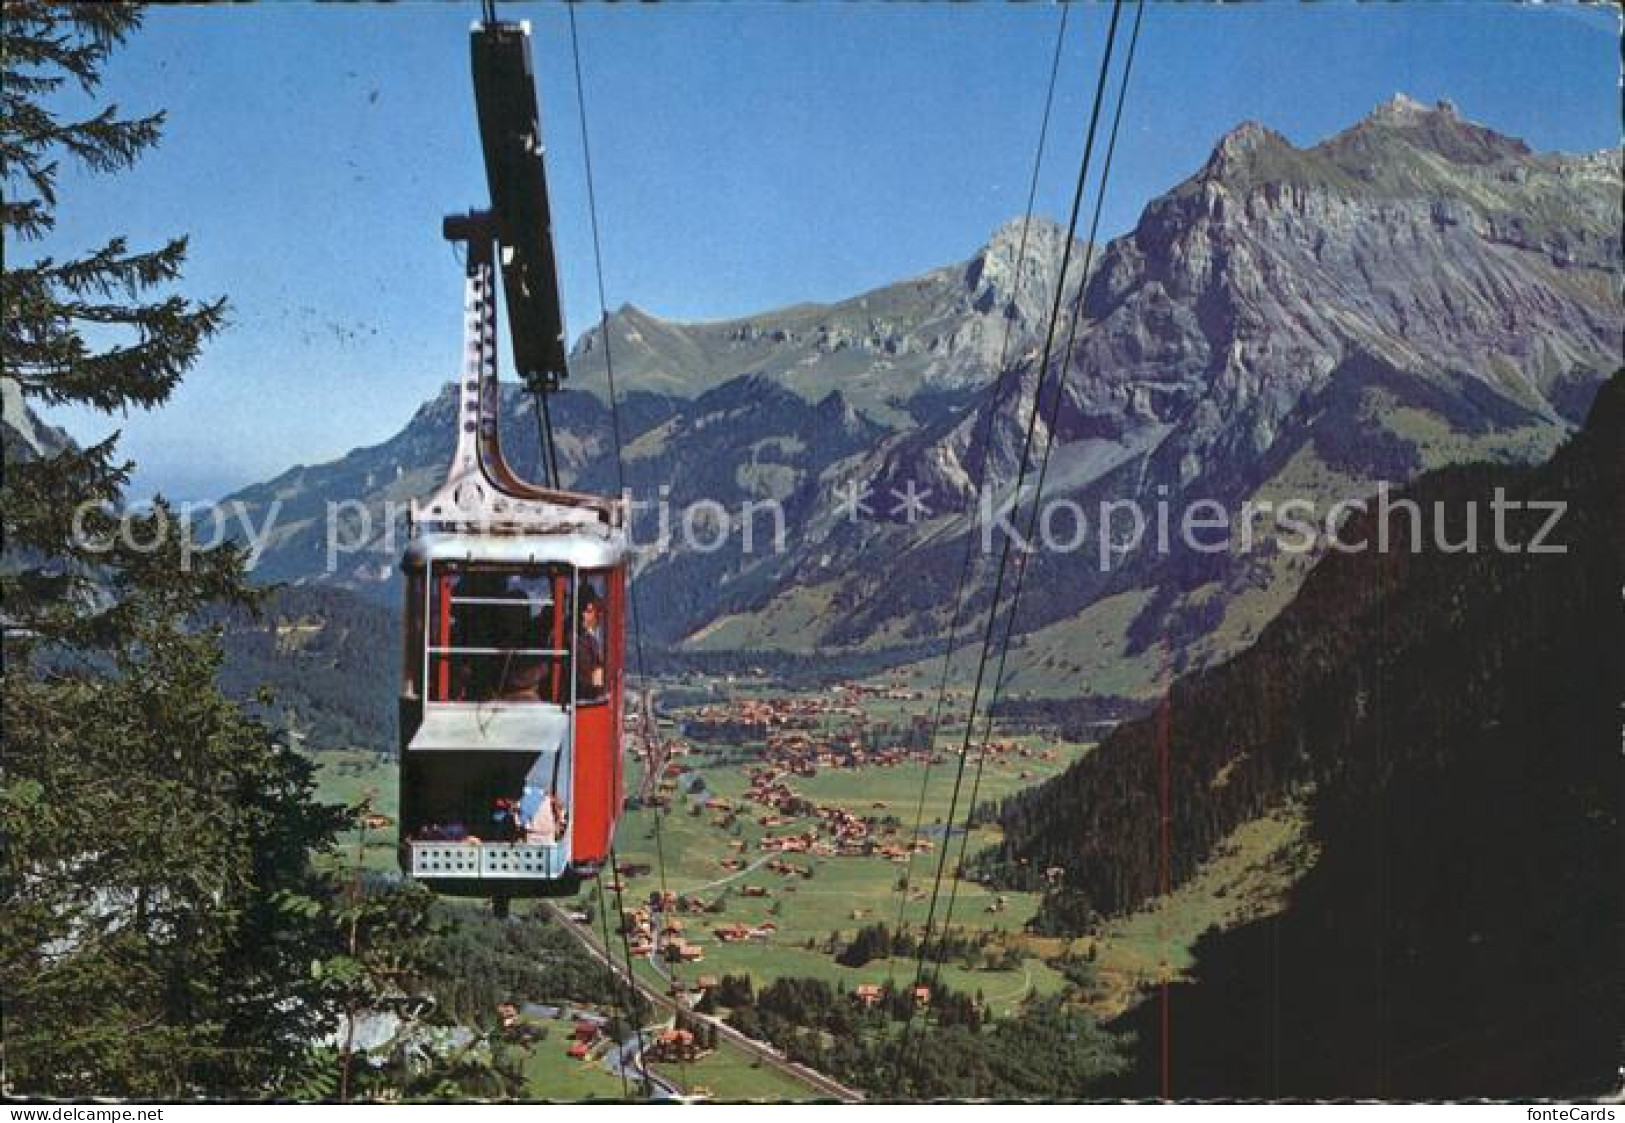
[898,0,1145,1074]
[565,1,686,1095]
[926,0,1148,1010]
[911,0,1128,991]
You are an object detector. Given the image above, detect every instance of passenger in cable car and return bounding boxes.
[491,797,523,842]
[523,789,559,845]
[517,753,567,845]
[496,651,548,701]
[430,565,563,703]
[496,572,556,701]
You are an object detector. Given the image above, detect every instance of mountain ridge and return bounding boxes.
[214,96,1621,692]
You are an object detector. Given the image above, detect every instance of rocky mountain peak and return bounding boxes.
[2,376,74,463]
[981,214,1067,257]
[1205,119,1288,168]
[963,215,1077,320]
[811,388,866,436]
[1370,91,1445,122]
[1336,93,1532,165]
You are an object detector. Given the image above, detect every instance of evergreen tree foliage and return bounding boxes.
[0,3,343,1097]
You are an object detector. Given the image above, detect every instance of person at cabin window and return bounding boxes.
[525,790,559,846]
[576,586,607,702]
[453,571,511,700]
[519,756,560,846]
[485,573,555,702]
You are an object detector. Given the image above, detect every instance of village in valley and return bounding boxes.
[311,665,1311,1099]
[594,675,1089,1006]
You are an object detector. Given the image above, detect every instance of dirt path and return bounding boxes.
[681,851,774,897]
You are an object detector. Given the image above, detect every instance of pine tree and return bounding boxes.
[1,3,345,1097]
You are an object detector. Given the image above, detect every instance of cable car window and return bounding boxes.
[576,570,610,705]
[427,562,571,703]
[403,752,564,848]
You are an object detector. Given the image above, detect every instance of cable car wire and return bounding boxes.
[923,0,1146,1016]
[566,0,689,1092]
[599,845,658,1098]
[911,0,1125,991]
[530,386,562,490]
[593,881,636,1100]
[885,0,1071,987]
[896,0,1136,1069]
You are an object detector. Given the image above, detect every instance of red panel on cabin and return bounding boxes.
[609,567,626,816]
[550,573,568,702]
[572,701,614,863]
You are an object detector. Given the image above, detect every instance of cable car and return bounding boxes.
[398,16,626,903]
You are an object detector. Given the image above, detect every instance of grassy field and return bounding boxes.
[601,710,1094,1019]
[311,747,398,874]
[652,1041,820,1103]
[306,682,1318,1099]
[896,589,1165,699]
[306,748,836,1102]
[519,1034,629,1102]
[1078,796,1317,1017]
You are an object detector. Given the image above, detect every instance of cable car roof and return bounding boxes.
[403,528,626,571]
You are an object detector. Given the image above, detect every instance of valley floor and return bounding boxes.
[308,672,1318,1100]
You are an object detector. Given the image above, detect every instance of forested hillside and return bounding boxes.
[982,373,1621,918]
[977,373,1622,1097]
[212,585,399,751]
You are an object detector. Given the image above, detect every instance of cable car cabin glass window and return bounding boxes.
[424,562,571,704]
[403,568,426,702]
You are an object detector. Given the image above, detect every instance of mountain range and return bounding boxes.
[1075,371,1619,1097]
[8,91,1620,1098]
[206,96,1620,702]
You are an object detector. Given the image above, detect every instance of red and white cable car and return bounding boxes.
[398,18,626,902]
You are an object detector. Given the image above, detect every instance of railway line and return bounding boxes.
[538,901,864,1103]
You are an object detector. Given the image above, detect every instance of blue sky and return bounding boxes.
[30,1,1620,502]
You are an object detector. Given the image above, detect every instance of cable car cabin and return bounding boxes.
[398,244,627,901]
[399,536,625,897]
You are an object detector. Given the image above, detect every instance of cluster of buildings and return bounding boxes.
[564,1019,604,1061]
[711,919,778,943]
[606,684,1069,982]
[621,907,715,963]
[495,1003,610,1062]
[681,688,939,775]
[647,1025,714,1064]
[683,694,856,745]
[740,768,933,864]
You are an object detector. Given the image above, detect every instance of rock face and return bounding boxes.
[932,94,1619,505]
[1,376,73,464]
[221,98,1622,685]
[1065,95,1617,475]
[701,96,1621,676]
[566,215,1086,420]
